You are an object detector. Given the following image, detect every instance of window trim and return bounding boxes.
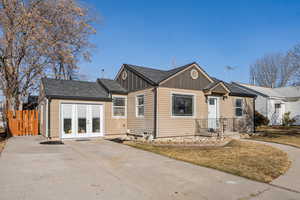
[171,92,196,118]
[235,98,244,117]
[112,95,127,118]
[136,94,145,118]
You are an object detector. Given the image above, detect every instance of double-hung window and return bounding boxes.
[274,103,281,114]
[172,94,194,116]
[112,96,126,117]
[235,99,243,117]
[136,94,144,117]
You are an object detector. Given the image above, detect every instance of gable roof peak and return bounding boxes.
[120,61,208,84]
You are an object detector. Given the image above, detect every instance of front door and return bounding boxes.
[61,103,103,139]
[208,97,219,129]
[273,103,285,125]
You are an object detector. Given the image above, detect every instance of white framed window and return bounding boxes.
[136,94,144,117]
[172,93,194,116]
[112,96,126,117]
[235,98,243,117]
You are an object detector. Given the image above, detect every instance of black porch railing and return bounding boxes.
[194,118,253,136]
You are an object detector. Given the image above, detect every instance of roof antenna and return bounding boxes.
[101,69,105,79]
[225,65,236,82]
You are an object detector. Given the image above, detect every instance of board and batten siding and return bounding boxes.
[48,99,127,138]
[127,87,155,133]
[116,67,152,92]
[160,65,212,90]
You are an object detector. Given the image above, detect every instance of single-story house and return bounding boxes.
[38,62,256,139]
[233,83,300,125]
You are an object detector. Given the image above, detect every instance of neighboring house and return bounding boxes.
[38,62,256,139]
[233,83,300,125]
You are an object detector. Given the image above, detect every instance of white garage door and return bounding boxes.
[61,103,104,139]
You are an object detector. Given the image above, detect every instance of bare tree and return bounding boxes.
[250,52,300,88]
[0,0,96,110]
[287,44,300,86]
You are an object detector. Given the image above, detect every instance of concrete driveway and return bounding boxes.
[0,136,299,200]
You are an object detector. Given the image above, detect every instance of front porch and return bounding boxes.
[194,118,253,137]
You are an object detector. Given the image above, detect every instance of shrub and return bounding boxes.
[282,112,296,126]
[254,111,269,127]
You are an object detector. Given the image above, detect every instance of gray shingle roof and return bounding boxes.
[42,78,110,100]
[97,78,127,94]
[236,83,282,98]
[211,78,256,97]
[124,62,197,84]
[123,63,256,97]
[273,86,300,98]
[235,83,300,98]
[226,83,257,97]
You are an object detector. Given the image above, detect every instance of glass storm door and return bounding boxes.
[208,97,219,129]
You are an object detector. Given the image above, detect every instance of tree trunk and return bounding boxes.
[4,89,21,112]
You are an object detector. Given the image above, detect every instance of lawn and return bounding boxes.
[250,126,300,148]
[125,140,290,183]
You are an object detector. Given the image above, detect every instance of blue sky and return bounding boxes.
[80,0,300,83]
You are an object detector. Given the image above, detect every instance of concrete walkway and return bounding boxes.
[0,136,299,200]
[243,139,300,193]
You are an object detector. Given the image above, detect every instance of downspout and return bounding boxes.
[253,97,256,133]
[153,87,158,139]
[47,97,51,138]
[266,98,269,125]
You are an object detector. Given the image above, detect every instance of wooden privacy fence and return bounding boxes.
[7,110,38,136]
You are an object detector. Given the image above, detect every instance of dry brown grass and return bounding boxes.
[126,140,290,183]
[251,126,300,148]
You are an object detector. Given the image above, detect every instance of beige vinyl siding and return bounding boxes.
[127,87,155,133]
[156,87,255,137]
[220,96,254,132]
[106,95,127,136]
[49,99,127,139]
[157,87,208,137]
[46,89,254,139]
[49,99,60,138]
[219,96,235,118]
[220,96,254,118]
